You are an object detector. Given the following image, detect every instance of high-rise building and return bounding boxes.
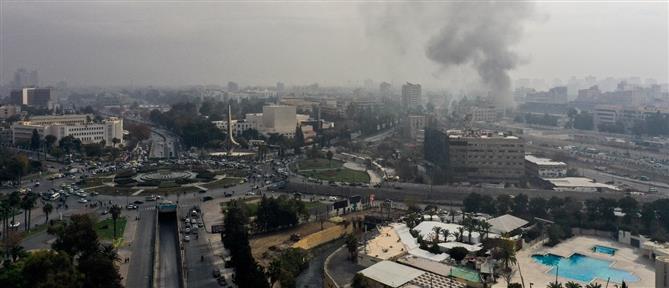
[11,68,38,89]
[8,88,52,108]
[401,82,422,108]
[379,82,391,99]
[276,82,285,103]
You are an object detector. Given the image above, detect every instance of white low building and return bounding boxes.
[11,114,123,147]
[525,155,567,178]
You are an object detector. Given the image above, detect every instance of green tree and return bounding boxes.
[345,233,358,262]
[585,283,602,288]
[448,246,468,262]
[326,150,334,167]
[111,137,120,148]
[42,203,53,224]
[30,129,41,151]
[565,282,582,288]
[110,205,122,239]
[547,282,563,288]
[21,250,83,288]
[20,193,37,231]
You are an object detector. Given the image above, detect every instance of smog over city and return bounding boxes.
[0,1,668,288]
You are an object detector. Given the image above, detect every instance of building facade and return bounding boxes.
[9,88,52,108]
[401,82,422,108]
[448,130,525,183]
[525,155,567,178]
[11,115,123,147]
[262,105,297,135]
[0,105,21,119]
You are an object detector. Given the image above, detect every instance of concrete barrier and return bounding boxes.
[152,209,159,288]
[323,245,345,288]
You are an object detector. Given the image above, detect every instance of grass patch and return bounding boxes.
[151,186,201,195]
[201,177,243,189]
[89,186,139,196]
[96,217,127,240]
[301,168,369,183]
[304,201,325,210]
[22,223,49,239]
[295,158,342,171]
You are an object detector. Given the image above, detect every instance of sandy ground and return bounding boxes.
[495,236,655,287]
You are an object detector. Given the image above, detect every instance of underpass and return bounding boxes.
[157,203,184,288]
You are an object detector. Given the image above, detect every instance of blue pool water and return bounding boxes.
[593,245,617,255]
[532,253,639,283]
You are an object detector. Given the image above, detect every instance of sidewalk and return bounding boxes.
[117,213,139,286]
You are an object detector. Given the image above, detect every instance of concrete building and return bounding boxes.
[0,105,21,119]
[9,88,52,108]
[405,115,427,141]
[11,114,123,147]
[593,105,622,127]
[525,155,567,178]
[262,105,297,135]
[401,82,422,108]
[593,104,669,130]
[471,106,501,122]
[448,130,525,183]
[525,86,568,104]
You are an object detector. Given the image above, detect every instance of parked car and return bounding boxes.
[183,235,190,242]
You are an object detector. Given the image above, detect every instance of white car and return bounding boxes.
[183,235,190,242]
[78,198,88,203]
[328,196,338,201]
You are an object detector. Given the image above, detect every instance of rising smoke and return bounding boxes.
[363,1,535,106]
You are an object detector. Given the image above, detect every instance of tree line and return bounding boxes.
[0,214,122,288]
[255,195,309,233]
[462,193,669,243]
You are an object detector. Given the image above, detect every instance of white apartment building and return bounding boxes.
[405,115,427,141]
[471,106,501,122]
[525,155,567,178]
[11,114,123,147]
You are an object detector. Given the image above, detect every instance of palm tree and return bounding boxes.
[453,232,460,243]
[345,233,358,262]
[20,193,37,231]
[110,205,122,239]
[111,137,120,148]
[465,218,475,243]
[565,282,582,288]
[7,192,20,226]
[43,203,53,224]
[442,229,450,242]
[585,283,602,288]
[479,221,492,241]
[432,226,442,243]
[547,282,563,288]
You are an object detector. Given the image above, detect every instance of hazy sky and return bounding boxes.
[1,1,667,88]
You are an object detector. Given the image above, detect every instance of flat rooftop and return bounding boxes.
[525,155,566,166]
[545,177,619,190]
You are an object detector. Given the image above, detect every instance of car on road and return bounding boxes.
[34,181,40,187]
[183,235,190,242]
[223,192,233,197]
[202,196,213,202]
[78,198,88,203]
[133,200,144,205]
[184,227,191,234]
[328,196,338,201]
[126,204,138,210]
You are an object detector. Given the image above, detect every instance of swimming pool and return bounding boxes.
[593,245,617,255]
[532,253,639,283]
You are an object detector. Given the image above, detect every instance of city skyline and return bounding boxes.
[0,1,666,89]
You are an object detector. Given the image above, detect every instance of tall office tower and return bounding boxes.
[276,82,285,103]
[9,88,51,108]
[379,82,391,99]
[401,82,422,108]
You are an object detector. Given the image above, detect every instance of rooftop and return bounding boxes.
[524,155,567,166]
[545,177,619,190]
[364,226,406,260]
[486,214,529,234]
[359,261,425,288]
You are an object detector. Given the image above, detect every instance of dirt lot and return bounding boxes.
[250,210,373,266]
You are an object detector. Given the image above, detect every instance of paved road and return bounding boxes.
[126,208,157,288]
[158,214,180,288]
[296,238,344,288]
[183,207,219,288]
